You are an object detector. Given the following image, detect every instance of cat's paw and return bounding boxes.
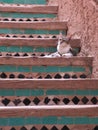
[62,53,73,58]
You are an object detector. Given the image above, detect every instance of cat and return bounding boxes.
[44,32,77,58]
[57,32,73,57]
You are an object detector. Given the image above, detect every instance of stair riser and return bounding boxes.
[0,38,81,48]
[0,5,58,14]
[0,79,97,89]
[0,21,67,30]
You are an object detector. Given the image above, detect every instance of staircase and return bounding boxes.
[0,0,98,130]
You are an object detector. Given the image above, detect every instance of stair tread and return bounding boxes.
[0,4,58,14]
[0,21,67,30]
[0,37,81,48]
[0,57,93,66]
[0,105,97,117]
[0,79,97,89]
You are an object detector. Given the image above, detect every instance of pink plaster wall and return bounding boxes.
[49,0,98,78]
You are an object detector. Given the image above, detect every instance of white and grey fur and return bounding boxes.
[44,32,73,58]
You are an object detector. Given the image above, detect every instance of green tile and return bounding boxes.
[58,117,73,124]
[75,117,90,124]
[21,46,33,52]
[45,66,59,73]
[0,29,23,34]
[0,118,8,126]
[71,90,98,96]
[0,89,44,96]
[89,90,98,95]
[60,66,72,72]
[32,66,45,73]
[59,90,75,95]
[17,66,31,72]
[25,117,32,124]
[46,90,75,95]
[11,29,24,34]
[8,117,24,126]
[33,47,56,53]
[1,0,14,3]
[45,47,56,52]
[0,65,31,73]
[0,13,56,18]
[0,46,55,53]
[0,65,86,73]
[72,66,85,72]
[24,30,60,35]
[89,118,98,124]
[30,117,42,124]
[8,46,20,52]
[75,90,91,95]
[15,89,30,96]
[60,66,85,72]
[0,46,7,52]
[46,90,98,96]
[0,117,98,126]
[0,89,15,96]
[31,89,44,96]
[0,0,46,4]
[0,65,16,72]
[0,89,97,96]
[42,116,57,124]
[32,66,59,73]
[34,47,45,52]
[46,90,60,95]
[0,29,60,35]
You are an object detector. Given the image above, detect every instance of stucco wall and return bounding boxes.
[49,0,98,78]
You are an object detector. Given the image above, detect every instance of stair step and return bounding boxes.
[0,57,93,66]
[0,37,81,48]
[0,105,97,117]
[0,21,67,30]
[0,79,98,89]
[0,4,58,14]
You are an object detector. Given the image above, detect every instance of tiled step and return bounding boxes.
[0,57,93,66]
[0,105,97,117]
[0,21,67,30]
[0,37,81,48]
[0,79,98,89]
[0,95,97,106]
[1,125,98,130]
[0,56,92,79]
[0,4,58,14]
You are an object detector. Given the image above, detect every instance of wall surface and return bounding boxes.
[49,0,98,78]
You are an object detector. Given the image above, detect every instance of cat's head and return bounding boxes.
[58,32,78,44]
[58,32,70,44]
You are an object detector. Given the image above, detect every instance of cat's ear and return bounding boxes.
[66,32,77,43]
[58,31,63,40]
